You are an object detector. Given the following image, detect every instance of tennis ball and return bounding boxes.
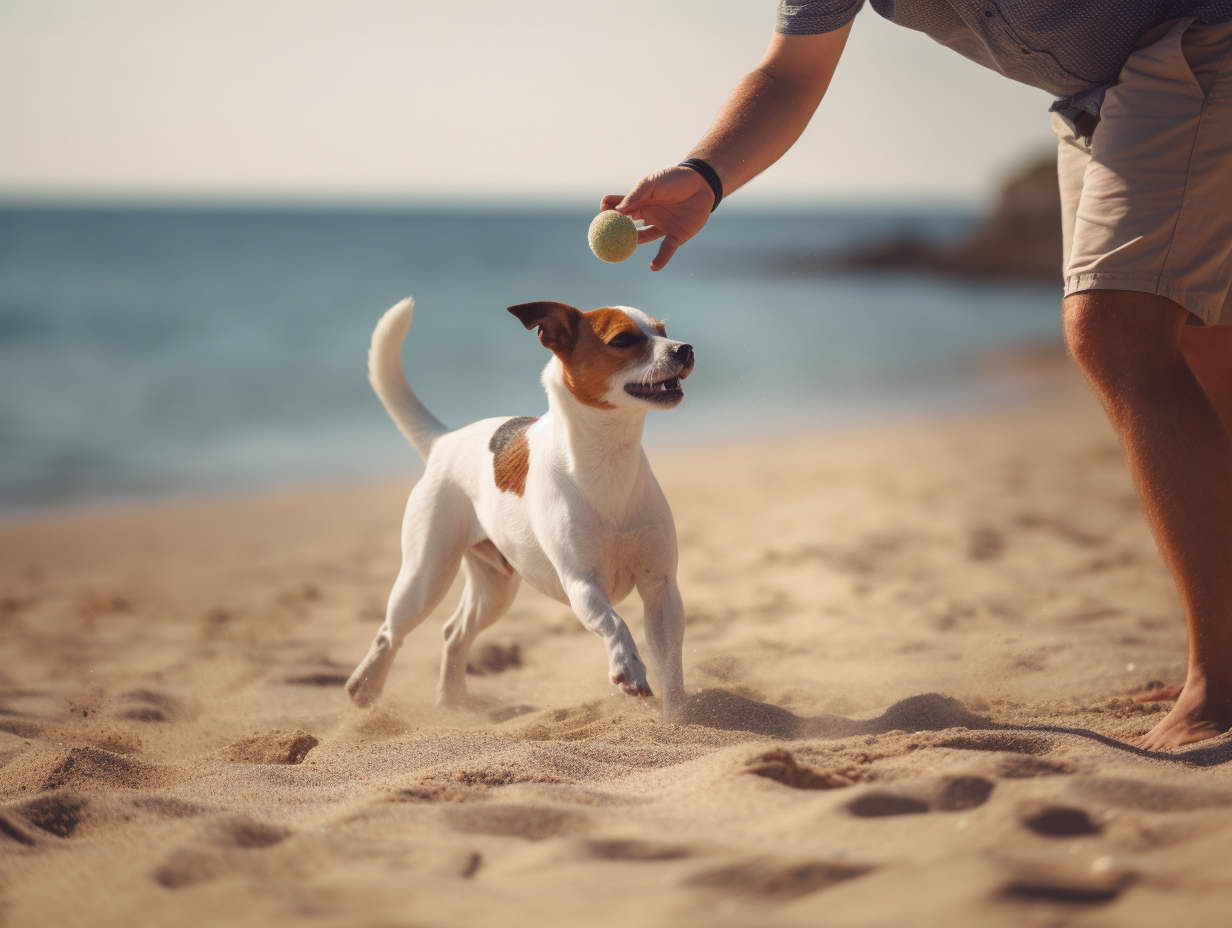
[587,210,638,263]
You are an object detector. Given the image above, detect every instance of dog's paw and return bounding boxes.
[345,670,380,708]
[610,649,653,698]
[660,686,688,721]
[345,636,394,708]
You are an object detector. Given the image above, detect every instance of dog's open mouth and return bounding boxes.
[625,376,684,404]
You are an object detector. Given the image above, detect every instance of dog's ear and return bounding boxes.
[507,302,582,355]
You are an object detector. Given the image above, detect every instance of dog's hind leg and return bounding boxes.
[346,478,472,707]
[436,549,520,709]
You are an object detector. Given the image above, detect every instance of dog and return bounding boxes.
[345,297,694,718]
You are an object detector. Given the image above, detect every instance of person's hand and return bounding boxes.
[600,166,716,271]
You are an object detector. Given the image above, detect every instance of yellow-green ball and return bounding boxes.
[587,210,638,263]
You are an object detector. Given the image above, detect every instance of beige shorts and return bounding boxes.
[1053,17,1232,326]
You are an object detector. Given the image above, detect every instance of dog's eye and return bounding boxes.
[607,332,641,348]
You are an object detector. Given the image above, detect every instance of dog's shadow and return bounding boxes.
[678,687,1232,767]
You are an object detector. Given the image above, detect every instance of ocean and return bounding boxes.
[0,203,1061,517]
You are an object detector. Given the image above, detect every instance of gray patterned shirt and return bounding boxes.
[777,1,1232,117]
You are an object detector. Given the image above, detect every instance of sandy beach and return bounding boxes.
[3,361,1231,928]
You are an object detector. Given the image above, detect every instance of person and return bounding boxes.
[601,1,1232,750]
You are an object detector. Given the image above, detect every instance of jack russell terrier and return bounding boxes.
[345,297,694,718]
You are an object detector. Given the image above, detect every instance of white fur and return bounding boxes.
[367,298,446,456]
[346,298,690,718]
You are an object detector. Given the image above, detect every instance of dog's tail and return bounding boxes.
[369,297,447,458]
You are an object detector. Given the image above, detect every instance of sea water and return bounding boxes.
[0,203,1060,515]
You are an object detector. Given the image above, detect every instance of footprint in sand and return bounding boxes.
[993,756,1078,779]
[1001,865,1132,906]
[118,689,194,723]
[1014,513,1104,549]
[1061,605,1124,624]
[937,776,997,811]
[0,717,43,739]
[967,527,1005,561]
[846,776,995,818]
[16,793,87,837]
[0,814,38,847]
[282,671,350,687]
[1067,776,1232,813]
[1019,802,1103,838]
[934,733,1053,755]
[0,594,38,617]
[580,837,695,862]
[931,732,1080,778]
[744,749,867,790]
[274,583,324,612]
[0,792,88,846]
[443,803,591,841]
[2,787,218,850]
[847,793,931,817]
[207,816,292,848]
[129,796,211,819]
[153,816,293,890]
[466,642,522,676]
[684,857,873,901]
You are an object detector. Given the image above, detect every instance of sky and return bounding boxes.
[2,1,1057,206]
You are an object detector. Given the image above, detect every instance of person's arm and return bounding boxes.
[600,24,853,270]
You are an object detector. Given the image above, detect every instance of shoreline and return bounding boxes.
[1,337,1068,526]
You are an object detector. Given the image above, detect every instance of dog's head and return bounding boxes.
[508,301,694,411]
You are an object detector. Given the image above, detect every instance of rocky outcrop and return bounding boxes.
[792,154,1063,282]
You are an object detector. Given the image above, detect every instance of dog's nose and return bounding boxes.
[671,343,694,366]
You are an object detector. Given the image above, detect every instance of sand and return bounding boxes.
[3,362,1231,927]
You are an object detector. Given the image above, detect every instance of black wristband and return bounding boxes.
[679,158,723,212]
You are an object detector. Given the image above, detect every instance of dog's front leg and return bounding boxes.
[637,575,687,720]
[562,574,652,698]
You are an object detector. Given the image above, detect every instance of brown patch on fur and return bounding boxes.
[585,307,642,342]
[490,416,537,496]
[559,308,654,409]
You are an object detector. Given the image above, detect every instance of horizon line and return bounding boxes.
[0,189,982,214]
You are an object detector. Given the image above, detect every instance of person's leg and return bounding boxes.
[1064,291,1232,749]
[1181,324,1232,436]
[1136,324,1232,707]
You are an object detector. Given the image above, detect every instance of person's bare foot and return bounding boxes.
[1133,678,1232,751]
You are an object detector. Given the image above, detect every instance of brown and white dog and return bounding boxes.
[345,297,694,718]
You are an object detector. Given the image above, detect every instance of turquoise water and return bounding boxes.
[0,204,1061,515]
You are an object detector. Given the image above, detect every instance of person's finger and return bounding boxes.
[650,236,680,271]
[599,194,623,211]
[616,177,654,214]
[637,225,665,244]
